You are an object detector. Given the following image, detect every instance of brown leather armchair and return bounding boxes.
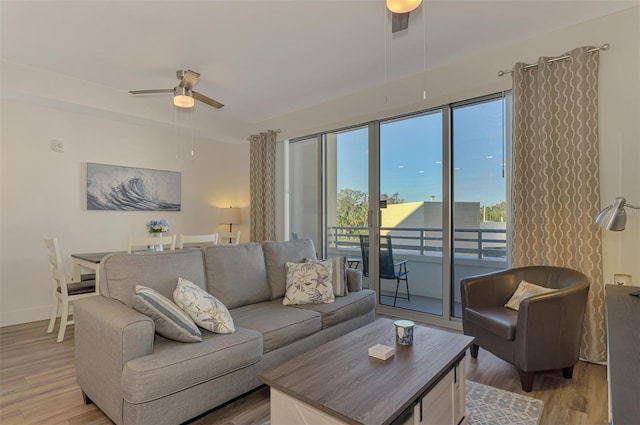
[461,266,589,392]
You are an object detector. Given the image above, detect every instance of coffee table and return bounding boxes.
[260,318,474,425]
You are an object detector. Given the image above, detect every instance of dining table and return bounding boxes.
[71,251,122,293]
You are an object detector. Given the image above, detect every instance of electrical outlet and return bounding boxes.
[50,140,64,153]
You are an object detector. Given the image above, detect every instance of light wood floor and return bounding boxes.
[0,319,608,425]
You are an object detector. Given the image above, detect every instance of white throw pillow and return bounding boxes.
[283,261,335,305]
[306,257,348,296]
[132,285,202,343]
[504,280,557,311]
[173,278,235,334]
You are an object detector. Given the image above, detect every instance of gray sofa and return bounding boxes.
[74,239,375,425]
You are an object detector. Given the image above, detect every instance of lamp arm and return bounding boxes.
[625,203,640,210]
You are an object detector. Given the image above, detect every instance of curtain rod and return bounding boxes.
[497,43,609,76]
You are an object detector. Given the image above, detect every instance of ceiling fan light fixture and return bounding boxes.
[173,87,195,108]
[386,0,422,14]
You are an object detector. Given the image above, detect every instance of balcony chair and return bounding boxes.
[359,234,409,307]
[177,233,219,249]
[127,235,176,253]
[44,237,97,342]
[461,266,589,391]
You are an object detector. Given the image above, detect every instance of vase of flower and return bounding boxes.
[147,219,170,253]
[155,232,164,251]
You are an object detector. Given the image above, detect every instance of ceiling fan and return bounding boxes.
[129,70,224,109]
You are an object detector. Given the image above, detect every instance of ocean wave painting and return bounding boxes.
[87,163,181,211]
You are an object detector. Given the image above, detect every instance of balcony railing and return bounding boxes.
[328,226,507,260]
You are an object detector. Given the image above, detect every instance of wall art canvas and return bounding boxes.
[87,163,181,211]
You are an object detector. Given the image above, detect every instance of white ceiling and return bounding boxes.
[1,0,637,128]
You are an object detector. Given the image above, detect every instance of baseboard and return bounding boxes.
[0,305,52,327]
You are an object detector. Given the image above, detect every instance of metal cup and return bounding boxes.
[394,320,415,345]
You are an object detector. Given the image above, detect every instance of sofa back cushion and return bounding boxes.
[100,248,206,307]
[263,239,317,299]
[204,243,271,309]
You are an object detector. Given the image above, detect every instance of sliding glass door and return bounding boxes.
[288,92,510,327]
[325,126,370,288]
[451,95,510,317]
[378,111,443,313]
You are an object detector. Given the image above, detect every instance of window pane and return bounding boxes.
[326,127,369,287]
[380,111,443,314]
[289,137,319,248]
[452,97,509,317]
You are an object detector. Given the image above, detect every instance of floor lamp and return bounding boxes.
[219,207,241,243]
[594,197,640,231]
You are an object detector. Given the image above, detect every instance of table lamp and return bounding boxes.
[219,207,241,243]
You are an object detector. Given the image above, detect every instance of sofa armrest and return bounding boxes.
[515,283,589,370]
[75,296,154,424]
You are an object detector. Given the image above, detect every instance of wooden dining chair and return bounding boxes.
[127,235,176,253]
[177,233,219,249]
[44,237,97,342]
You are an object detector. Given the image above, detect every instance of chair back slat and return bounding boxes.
[177,233,218,249]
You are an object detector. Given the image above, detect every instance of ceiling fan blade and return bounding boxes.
[179,70,200,90]
[129,89,174,95]
[193,91,224,109]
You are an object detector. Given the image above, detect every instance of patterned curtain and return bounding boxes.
[511,47,606,362]
[249,130,277,242]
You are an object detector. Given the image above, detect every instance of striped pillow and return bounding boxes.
[132,285,202,342]
[306,257,348,296]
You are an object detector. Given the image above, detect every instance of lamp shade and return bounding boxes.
[595,197,627,231]
[173,87,195,108]
[219,207,241,225]
[386,0,422,13]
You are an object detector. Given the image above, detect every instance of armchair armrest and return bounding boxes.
[515,282,589,370]
[74,296,154,424]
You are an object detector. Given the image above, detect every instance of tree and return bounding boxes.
[480,201,507,222]
[381,192,404,205]
[336,189,368,230]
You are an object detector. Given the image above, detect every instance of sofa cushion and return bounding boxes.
[174,278,235,334]
[204,243,271,309]
[121,327,263,404]
[263,239,317,299]
[230,301,321,353]
[465,306,518,340]
[100,248,206,307]
[283,261,335,306]
[284,289,376,329]
[132,285,202,343]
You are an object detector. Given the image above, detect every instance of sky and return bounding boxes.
[336,98,506,207]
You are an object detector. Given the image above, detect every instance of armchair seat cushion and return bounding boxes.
[465,306,518,340]
[121,327,263,404]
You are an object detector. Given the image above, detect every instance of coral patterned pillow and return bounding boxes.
[173,278,235,334]
[283,261,335,305]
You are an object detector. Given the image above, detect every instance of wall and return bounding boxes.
[0,68,250,326]
[267,7,640,286]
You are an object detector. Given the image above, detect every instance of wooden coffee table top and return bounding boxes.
[259,318,474,425]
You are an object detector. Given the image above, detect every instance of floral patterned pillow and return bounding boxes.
[283,261,335,305]
[173,277,235,334]
[504,280,557,311]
